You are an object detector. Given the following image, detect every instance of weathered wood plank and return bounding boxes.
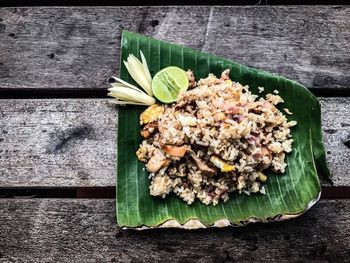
[0,97,349,187]
[0,7,210,91]
[201,6,350,92]
[0,99,117,187]
[320,98,350,186]
[0,6,349,91]
[0,199,349,262]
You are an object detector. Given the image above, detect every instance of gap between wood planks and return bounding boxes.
[0,186,349,199]
[1,88,350,99]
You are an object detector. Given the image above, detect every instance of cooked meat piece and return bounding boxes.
[146,150,169,173]
[140,122,158,139]
[189,152,215,174]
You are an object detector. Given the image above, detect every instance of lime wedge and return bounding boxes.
[152,66,189,103]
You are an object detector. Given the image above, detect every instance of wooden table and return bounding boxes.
[0,6,349,262]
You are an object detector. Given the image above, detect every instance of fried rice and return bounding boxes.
[136,69,297,206]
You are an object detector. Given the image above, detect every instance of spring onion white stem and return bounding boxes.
[107,50,155,106]
[108,85,155,106]
[140,51,152,85]
[123,51,153,96]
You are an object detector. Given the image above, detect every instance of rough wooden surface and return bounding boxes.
[0,6,349,91]
[0,99,117,187]
[321,98,350,186]
[0,199,349,262]
[0,97,349,187]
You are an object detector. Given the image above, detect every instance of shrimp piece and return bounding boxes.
[161,145,190,157]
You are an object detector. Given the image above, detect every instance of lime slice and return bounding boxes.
[152,66,189,103]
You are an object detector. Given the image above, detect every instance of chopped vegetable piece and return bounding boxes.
[210,156,235,172]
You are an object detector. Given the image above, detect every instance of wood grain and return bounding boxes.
[0,6,349,92]
[321,98,350,186]
[0,99,117,187]
[0,97,349,187]
[0,199,349,262]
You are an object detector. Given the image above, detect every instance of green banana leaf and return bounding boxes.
[116,31,330,229]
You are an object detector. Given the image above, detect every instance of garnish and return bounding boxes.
[151,66,189,103]
[108,51,155,106]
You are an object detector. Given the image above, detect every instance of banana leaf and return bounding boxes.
[116,31,330,229]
